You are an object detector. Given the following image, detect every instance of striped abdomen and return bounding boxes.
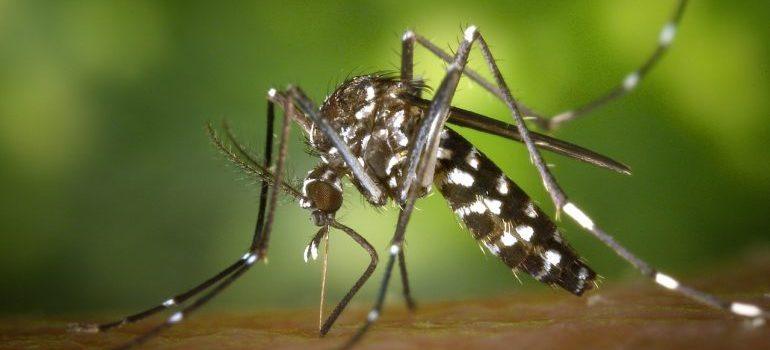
[434,128,596,295]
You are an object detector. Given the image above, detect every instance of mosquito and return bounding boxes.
[71,0,767,348]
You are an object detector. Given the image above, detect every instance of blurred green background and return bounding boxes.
[1,0,769,317]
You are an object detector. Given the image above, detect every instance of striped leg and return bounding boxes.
[342,25,480,349]
[89,92,293,349]
[403,0,689,131]
[226,118,382,337]
[69,91,282,335]
[469,25,769,324]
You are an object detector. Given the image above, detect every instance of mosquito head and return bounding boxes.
[301,164,343,227]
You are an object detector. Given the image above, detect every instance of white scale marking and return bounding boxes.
[355,101,376,120]
[388,176,398,188]
[340,126,355,141]
[500,231,518,247]
[392,110,405,128]
[654,272,679,290]
[168,312,183,324]
[464,25,477,42]
[246,253,258,265]
[437,147,453,160]
[454,199,488,217]
[544,250,562,266]
[576,267,589,291]
[659,23,676,46]
[446,168,474,187]
[402,30,415,41]
[731,302,762,317]
[386,155,402,175]
[465,149,480,169]
[496,176,509,195]
[163,299,176,307]
[515,225,534,241]
[365,85,376,101]
[563,202,595,230]
[394,130,409,147]
[622,72,640,91]
[310,242,319,260]
[367,310,379,322]
[267,88,276,98]
[483,198,502,215]
[390,244,400,255]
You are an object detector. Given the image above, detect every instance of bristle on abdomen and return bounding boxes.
[434,128,596,295]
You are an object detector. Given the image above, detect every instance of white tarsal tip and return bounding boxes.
[464,25,477,41]
[659,23,676,45]
[563,202,595,230]
[655,272,679,290]
[402,30,415,41]
[267,88,277,97]
[168,312,183,324]
[622,72,640,91]
[731,302,762,317]
[515,225,534,241]
[390,244,400,255]
[367,310,379,322]
[163,299,176,307]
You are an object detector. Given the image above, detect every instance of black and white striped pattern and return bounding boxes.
[434,128,595,295]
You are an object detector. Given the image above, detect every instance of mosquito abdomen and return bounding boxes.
[434,128,596,295]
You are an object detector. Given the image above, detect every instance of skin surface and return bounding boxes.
[3,251,768,350]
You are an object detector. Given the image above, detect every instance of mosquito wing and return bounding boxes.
[407,96,630,175]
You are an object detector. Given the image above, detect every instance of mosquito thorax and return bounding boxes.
[307,75,426,204]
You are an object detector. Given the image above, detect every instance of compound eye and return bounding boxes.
[306,181,343,214]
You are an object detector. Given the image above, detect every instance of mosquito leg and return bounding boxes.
[409,0,688,131]
[341,26,480,349]
[70,92,281,334]
[397,249,417,311]
[398,30,419,312]
[544,0,688,130]
[401,30,415,82]
[319,221,379,336]
[223,115,389,335]
[110,95,294,349]
[472,27,768,323]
